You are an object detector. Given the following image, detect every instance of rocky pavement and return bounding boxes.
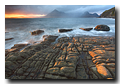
[5,35,115,79]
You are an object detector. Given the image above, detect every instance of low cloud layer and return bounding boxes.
[5,5,115,15]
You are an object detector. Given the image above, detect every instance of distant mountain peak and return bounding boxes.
[45,9,66,18]
[52,9,59,13]
[50,9,65,14]
[84,11,90,14]
[81,11,99,18]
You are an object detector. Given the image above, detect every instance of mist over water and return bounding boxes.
[5,18,115,49]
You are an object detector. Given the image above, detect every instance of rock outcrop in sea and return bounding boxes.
[79,28,93,31]
[5,38,14,41]
[58,29,73,33]
[31,30,44,35]
[5,35,115,79]
[94,25,110,31]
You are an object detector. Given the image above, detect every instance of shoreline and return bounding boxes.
[5,35,115,79]
[5,34,115,50]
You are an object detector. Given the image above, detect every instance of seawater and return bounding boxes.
[5,18,115,49]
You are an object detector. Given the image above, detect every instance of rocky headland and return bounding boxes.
[99,7,115,18]
[5,35,115,79]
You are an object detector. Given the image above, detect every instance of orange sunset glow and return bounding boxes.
[5,14,46,18]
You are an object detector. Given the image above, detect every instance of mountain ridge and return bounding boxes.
[80,11,99,18]
[44,9,99,18]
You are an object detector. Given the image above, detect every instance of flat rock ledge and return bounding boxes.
[5,35,115,79]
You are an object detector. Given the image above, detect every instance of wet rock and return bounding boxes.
[77,47,82,52]
[57,55,65,61]
[106,67,115,78]
[43,35,58,42]
[89,51,100,57]
[68,51,79,54]
[11,44,28,49]
[46,67,60,74]
[67,43,74,48]
[5,61,18,70]
[5,44,29,56]
[6,52,26,63]
[96,65,112,78]
[58,29,73,33]
[79,38,84,43]
[105,47,115,51]
[31,30,44,35]
[80,28,93,31]
[94,50,105,54]
[61,43,68,49]
[73,37,79,42]
[60,67,76,78]
[105,63,115,68]
[94,25,110,31]
[54,61,68,67]
[5,36,115,79]
[55,43,62,48]
[58,37,70,42]
[66,56,79,63]
[105,51,115,58]
[5,48,18,56]
[45,74,67,79]
[60,67,75,73]
[90,66,103,79]
[5,38,14,41]
[93,59,106,64]
[83,48,88,52]
[76,66,88,79]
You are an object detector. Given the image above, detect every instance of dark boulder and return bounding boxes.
[79,28,93,31]
[58,29,73,33]
[31,30,44,35]
[94,25,110,31]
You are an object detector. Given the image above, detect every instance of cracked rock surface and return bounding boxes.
[5,35,115,79]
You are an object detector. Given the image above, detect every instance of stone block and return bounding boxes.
[46,67,60,74]
[94,50,105,54]
[90,67,103,79]
[96,65,112,78]
[79,38,84,43]
[73,37,79,42]
[57,55,65,61]
[76,67,88,79]
[60,67,76,78]
[60,67,75,73]
[54,61,68,67]
[77,47,82,52]
[89,51,100,57]
[66,56,79,63]
[67,43,74,48]
[45,74,67,79]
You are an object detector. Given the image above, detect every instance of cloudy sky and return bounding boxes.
[5,5,115,18]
